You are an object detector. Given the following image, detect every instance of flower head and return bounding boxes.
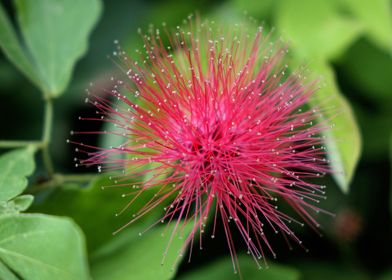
[71,17,329,270]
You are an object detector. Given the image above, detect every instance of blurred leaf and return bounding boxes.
[341,0,392,52]
[231,0,274,19]
[0,214,90,280]
[0,260,18,280]
[338,39,392,100]
[178,255,300,280]
[0,4,40,88]
[0,194,34,214]
[210,2,252,25]
[390,133,392,219]
[31,175,163,253]
[309,61,361,193]
[91,223,190,280]
[9,194,33,211]
[146,1,199,29]
[276,0,363,60]
[354,105,392,159]
[295,261,367,280]
[14,0,102,96]
[0,146,36,202]
[379,269,392,280]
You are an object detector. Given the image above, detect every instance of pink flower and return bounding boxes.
[71,18,329,270]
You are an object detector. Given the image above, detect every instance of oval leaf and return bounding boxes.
[0,4,40,87]
[0,260,19,280]
[342,0,392,52]
[276,0,363,60]
[0,146,36,202]
[0,214,90,280]
[14,0,102,96]
[309,61,361,193]
[31,175,163,252]
[0,194,34,215]
[91,223,190,280]
[275,0,363,192]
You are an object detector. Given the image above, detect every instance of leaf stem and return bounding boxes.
[41,97,55,177]
[27,173,98,194]
[59,173,98,182]
[0,96,56,178]
[0,140,43,148]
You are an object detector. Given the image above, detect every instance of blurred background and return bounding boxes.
[0,0,391,279]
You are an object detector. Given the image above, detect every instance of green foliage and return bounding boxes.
[0,214,90,280]
[0,0,390,279]
[0,147,90,279]
[14,0,102,96]
[231,0,274,19]
[338,39,392,159]
[0,4,40,89]
[341,0,392,52]
[0,260,19,280]
[178,255,300,280]
[0,146,36,202]
[91,223,190,280]
[0,0,101,97]
[31,176,163,252]
[275,0,363,192]
[379,269,392,280]
[0,194,34,215]
[276,0,363,60]
[339,39,392,100]
[308,62,361,192]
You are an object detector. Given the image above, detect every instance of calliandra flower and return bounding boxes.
[70,17,330,272]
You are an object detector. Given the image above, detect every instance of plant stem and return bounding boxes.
[59,173,98,182]
[0,140,43,148]
[27,173,98,194]
[0,96,56,178]
[0,94,92,189]
[41,97,55,177]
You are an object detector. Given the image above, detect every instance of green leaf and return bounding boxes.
[276,0,363,60]
[31,175,163,253]
[0,194,34,214]
[0,214,90,280]
[231,0,274,19]
[91,223,190,280]
[0,260,19,280]
[354,106,392,159]
[0,146,36,202]
[341,0,392,52]
[178,255,300,280]
[309,61,361,193]
[338,39,392,100]
[0,4,40,87]
[14,0,102,96]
